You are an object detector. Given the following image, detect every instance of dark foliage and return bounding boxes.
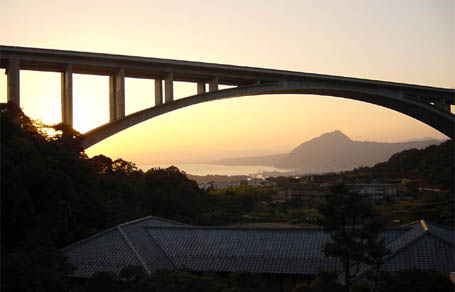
[316,184,389,291]
[292,270,344,292]
[0,104,214,291]
[345,140,454,190]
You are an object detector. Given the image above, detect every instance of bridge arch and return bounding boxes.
[82,81,454,149]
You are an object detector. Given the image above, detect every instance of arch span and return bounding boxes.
[82,81,454,149]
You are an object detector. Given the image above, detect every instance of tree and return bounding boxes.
[316,184,389,292]
[228,270,265,291]
[292,270,344,292]
[135,269,220,292]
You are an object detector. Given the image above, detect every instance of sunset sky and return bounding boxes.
[1,0,454,169]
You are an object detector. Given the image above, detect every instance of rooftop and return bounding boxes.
[62,217,454,279]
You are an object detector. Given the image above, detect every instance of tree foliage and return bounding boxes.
[0,104,215,291]
[317,184,389,291]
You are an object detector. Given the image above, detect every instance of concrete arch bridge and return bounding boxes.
[0,45,453,149]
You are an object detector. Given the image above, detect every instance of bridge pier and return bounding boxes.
[7,59,20,105]
[209,76,218,92]
[61,64,73,127]
[197,82,206,94]
[110,69,125,121]
[155,79,163,106]
[165,72,174,103]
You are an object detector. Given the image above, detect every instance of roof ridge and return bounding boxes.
[118,215,188,227]
[384,220,427,258]
[61,216,188,253]
[117,226,152,274]
[420,220,454,231]
[60,226,119,251]
[144,226,324,231]
[143,227,177,269]
[342,221,428,284]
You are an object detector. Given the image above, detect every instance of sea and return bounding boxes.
[138,163,291,176]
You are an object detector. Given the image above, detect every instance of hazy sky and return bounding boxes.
[1,0,454,167]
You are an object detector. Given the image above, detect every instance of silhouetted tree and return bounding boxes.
[292,270,344,292]
[317,184,389,292]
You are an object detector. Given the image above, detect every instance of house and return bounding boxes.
[248,178,276,187]
[347,183,399,202]
[286,183,324,206]
[212,181,241,190]
[62,216,454,292]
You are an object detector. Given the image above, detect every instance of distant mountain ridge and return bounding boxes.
[211,130,441,174]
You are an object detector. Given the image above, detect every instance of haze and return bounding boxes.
[1,0,454,166]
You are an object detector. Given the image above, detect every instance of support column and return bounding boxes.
[197,82,206,94]
[61,64,73,127]
[7,59,20,105]
[209,76,218,92]
[109,69,125,121]
[116,69,125,119]
[155,79,163,106]
[109,75,117,122]
[165,72,174,103]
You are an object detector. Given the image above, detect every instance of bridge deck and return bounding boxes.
[1,45,453,145]
[0,45,453,97]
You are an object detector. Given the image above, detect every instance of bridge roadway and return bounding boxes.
[1,45,453,148]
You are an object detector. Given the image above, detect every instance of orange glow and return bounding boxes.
[1,0,453,168]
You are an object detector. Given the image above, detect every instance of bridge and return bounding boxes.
[1,45,454,148]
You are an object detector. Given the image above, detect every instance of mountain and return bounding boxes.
[211,130,441,174]
[274,130,440,172]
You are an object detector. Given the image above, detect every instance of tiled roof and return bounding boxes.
[62,217,453,279]
[381,220,454,272]
[146,227,340,274]
[342,220,455,284]
[62,227,141,278]
[62,216,185,278]
[145,226,408,275]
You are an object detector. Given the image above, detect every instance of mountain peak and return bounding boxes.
[315,130,352,143]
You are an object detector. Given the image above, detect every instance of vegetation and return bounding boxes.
[375,190,454,227]
[343,140,454,191]
[76,266,265,292]
[316,184,389,292]
[1,104,452,291]
[0,105,214,291]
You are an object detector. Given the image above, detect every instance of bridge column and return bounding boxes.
[7,59,20,105]
[209,76,218,92]
[155,79,163,106]
[110,69,125,121]
[165,72,174,103]
[197,82,206,94]
[61,64,73,127]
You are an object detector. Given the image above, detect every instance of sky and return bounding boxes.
[1,0,454,169]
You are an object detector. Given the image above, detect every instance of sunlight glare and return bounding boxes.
[73,74,109,133]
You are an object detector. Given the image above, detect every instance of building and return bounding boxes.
[348,183,399,202]
[62,216,454,291]
[212,181,241,190]
[248,178,276,187]
[286,183,324,206]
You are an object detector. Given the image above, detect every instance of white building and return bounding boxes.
[212,181,241,190]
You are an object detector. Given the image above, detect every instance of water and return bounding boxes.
[138,163,291,176]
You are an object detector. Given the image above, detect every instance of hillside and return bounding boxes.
[349,139,454,190]
[211,130,440,174]
[275,130,440,172]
